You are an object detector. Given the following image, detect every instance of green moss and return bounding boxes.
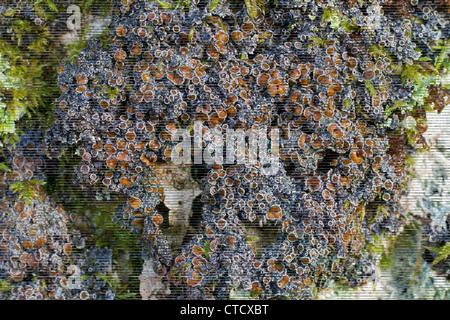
[401,43,448,114]
[199,239,212,259]
[66,38,91,62]
[209,0,221,12]
[0,6,66,146]
[424,242,450,266]
[244,0,260,20]
[308,36,326,51]
[92,209,142,300]
[322,8,358,32]
[0,279,13,299]
[9,179,46,205]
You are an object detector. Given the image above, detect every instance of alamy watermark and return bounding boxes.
[66,4,81,32]
[171,122,280,176]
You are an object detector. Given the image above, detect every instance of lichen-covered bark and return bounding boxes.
[0,0,449,300]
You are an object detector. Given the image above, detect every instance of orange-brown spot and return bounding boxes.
[294,106,303,117]
[27,254,39,268]
[207,44,219,59]
[267,205,282,220]
[301,257,310,265]
[179,65,193,79]
[215,40,227,54]
[100,100,109,109]
[328,123,344,139]
[152,214,163,226]
[60,85,69,93]
[14,202,25,213]
[187,272,202,287]
[116,138,127,150]
[242,23,254,33]
[175,255,186,264]
[306,176,321,191]
[298,133,307,148]
[226,107,237,118]
[63,243,72,255]
[22,240,32,250]
[231,30,244,41]
[131,219,144,230]
[311,137,323,149]
[161,12,171,24]
[290,68,300,80]
[125,131,136,142]
[257,73,270,88]
[317,74,332,85]
[128,197,141,208]
[35,236,46,248]
[117,150,129,161]
[350,150,364,164]
[192,245,203,257]
[303,107,314,120]
[141,73,151,82]
[363,70,375,81]
[277,82,289,96]
[217,219,227,229]
[215,31,229,43]
[148,140,161,151]
[312,110,322,121]
[120,177,132,187]
[140,154,155,166]
[104,143,116,155]
[76,85,86,93]
[150,63,166,79]
[267,83,278,97]
[348,57,357,69]
[210,240,218,252]
[114,50,127,61]
[116,24,127,36]
[76,74,88,85]
[277,275,289,289]
[290,90,302,105]
[167,72,184,85]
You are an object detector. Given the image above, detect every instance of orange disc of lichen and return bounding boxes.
[187,272,202,287]
[128,197,141,208]
[350,150,363,164]
[120,177,133,187]
[192,245,203,257]
[114,50,127,61]
[267,205,282,220]
[116,24,126,36]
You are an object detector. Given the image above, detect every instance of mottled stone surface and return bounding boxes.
[155,163,202,248]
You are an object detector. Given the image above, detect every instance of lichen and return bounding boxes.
[0,0,448,300]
